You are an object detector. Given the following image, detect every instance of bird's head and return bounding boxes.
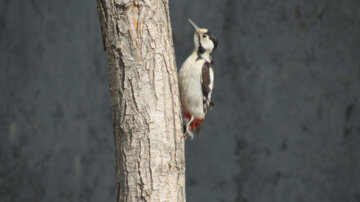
[188,19,218,55]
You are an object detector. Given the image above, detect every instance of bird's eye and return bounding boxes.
[202,34,207,38]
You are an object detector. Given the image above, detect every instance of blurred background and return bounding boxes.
[1,0,359,202]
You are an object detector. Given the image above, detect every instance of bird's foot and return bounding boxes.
[183,130,194,140]
[183,115,194,140]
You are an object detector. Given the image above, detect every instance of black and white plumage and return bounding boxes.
[178,19,218,139]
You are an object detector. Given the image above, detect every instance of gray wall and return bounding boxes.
[1,0,360,202]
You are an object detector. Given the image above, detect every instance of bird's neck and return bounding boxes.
[193,49,212,63]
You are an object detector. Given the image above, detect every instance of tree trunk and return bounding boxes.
[96,0,186,201]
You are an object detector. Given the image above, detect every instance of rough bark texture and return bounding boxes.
[96,0,185,201]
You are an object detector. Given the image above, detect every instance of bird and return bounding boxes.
[178,19,218,140]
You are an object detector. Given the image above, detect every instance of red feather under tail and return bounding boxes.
[183,109,204,133]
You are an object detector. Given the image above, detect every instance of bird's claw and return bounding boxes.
[183,131,194,140]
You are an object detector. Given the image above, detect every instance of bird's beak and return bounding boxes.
[188,18,200,34]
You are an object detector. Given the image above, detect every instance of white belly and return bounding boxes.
[178,56,205,119]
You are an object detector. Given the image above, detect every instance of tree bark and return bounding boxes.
[96,0,185,201]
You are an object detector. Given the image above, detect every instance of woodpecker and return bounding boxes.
[178,19,218,140]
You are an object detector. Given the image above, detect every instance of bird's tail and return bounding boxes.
[183,110,204,134]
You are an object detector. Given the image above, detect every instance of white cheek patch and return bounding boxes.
[201,38,214,51]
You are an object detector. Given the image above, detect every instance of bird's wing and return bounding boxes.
[201,62,214,112]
